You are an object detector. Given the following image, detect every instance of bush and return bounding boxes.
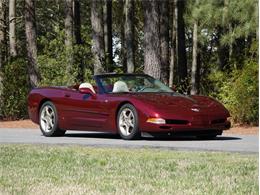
[211,61,258,125]
[38,30,93,86]
[0,58,30,120]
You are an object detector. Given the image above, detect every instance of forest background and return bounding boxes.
[0,0,258,125]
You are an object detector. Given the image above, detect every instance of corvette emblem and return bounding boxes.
[191,108,200,112]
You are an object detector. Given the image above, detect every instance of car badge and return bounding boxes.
[191,108,200,112]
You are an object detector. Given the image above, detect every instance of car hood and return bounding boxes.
[129,93,228,115]
[131,93,206,106]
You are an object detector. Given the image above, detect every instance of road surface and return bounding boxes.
[0,128,258,153]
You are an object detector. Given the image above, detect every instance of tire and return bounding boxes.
[117,103,140,140]
[39,101,66,137]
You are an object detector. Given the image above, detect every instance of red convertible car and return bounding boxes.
[28,73,231,140]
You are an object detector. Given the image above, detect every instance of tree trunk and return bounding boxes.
[25,0,40,88]
[169,0,177,87]
[216,26,229,70]
[3,0,7,63]
[0,0,5,69]
[65,0,73,75]
[191,20,199,95]
[217,0,229,70]
[176,0,187,84]
[103,0,113,71]
[91,0,105,74]
[143,1,161,79]
[124,0,135,73]
[74,0,81,45]
[159,0,169,85]
[9,0,17,57]
[232,37,245,69]
[119,0,126,71]
[73,0,84,82]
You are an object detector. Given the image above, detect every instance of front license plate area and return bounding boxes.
[192,115,209,125]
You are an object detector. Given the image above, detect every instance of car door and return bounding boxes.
[59,89,109,131]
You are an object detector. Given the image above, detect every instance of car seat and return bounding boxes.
[79,83,96,94]
[112,81,129,92]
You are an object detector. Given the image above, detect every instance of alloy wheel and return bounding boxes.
[119,108,135,136]
[40,105,55,133]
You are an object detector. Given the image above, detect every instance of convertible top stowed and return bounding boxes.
[28,74,231,140]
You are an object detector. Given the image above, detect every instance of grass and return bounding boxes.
[0,144,258,195]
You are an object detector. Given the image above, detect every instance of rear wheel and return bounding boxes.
[117,104,140,140]
[39,101,66,136]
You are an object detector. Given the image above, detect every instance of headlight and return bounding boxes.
[146,118,166,124]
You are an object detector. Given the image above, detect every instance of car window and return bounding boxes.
[99,75,173,93]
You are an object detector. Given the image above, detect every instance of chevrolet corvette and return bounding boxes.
[28,73,231,140]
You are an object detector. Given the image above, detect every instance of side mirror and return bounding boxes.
[79,88,97,99]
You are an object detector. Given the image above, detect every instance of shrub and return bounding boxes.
[212,61,258,125]
[0,58,30,120]
[38,30,93,86]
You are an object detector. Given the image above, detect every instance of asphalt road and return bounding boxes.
[0,128,258,153]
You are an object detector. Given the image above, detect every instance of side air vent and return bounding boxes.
[165,119,189,125]
[211,119,225,124]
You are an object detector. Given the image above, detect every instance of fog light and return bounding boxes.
[146,118,166,124]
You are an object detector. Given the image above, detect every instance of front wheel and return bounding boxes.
[117,104,140,140]
[39,101,66,137]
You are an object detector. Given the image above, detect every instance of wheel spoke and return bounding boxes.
[125,124,130,135]
[44,120,48,131]
[44,107,48,116]
[123,110,128,118]
[46,107,52,117]
[47,120,52,129]
[120,124,127,135]
[128,119,134,127]
[119,121,125,128]
[128,112,133,119]
[41,115,46,122]
[119,114,124,122]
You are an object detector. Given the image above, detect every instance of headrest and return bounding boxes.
[79,83,96,94]
[112,81,129,93]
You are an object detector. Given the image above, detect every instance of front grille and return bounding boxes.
[165,119,189,125]
[211,119,226,124]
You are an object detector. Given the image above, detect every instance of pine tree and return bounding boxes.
[124,0,135,73]
[9,0,17,57]
[91,0,105,74]
[25,0,40,88]
[143,0,161,79]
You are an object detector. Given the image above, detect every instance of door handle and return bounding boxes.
[64,93,71,97]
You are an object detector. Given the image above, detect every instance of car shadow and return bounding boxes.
[64,132,121,139]
[143,135,241,141]
[64,132,241,141]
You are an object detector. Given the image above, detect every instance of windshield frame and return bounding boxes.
[94,73,173,94]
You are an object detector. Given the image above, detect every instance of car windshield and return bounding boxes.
[98,74,174,93]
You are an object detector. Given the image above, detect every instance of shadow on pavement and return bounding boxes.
[64,132,121,139]
[144,136,241,141]
[64,132,241,141]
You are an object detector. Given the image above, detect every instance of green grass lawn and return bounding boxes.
[0,144,258,195]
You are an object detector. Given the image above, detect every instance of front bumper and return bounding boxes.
[141,120,231,133]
